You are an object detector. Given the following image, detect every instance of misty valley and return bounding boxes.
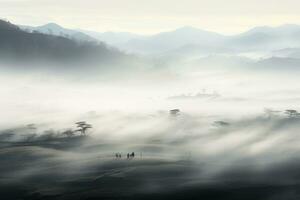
[1,19,300,200]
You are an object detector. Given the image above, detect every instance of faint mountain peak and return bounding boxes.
[243,24,300,36]
[38,23,64,30]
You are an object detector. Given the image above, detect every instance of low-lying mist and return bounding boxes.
[1,57,300,199]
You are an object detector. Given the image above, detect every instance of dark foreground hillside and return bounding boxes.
[0,20,124,65]
[1,136,300,200]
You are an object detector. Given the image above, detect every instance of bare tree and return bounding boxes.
[285,110,299,118]
[75,121,92,135]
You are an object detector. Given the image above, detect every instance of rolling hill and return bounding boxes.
[0,20,125,66]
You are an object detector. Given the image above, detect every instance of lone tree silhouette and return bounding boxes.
[75,121,92,135]
[285,110,299,118]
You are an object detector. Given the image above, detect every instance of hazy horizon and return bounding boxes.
[2,0,300,34]
[14,20,300,36]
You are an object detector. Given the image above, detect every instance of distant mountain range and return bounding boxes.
[1,19,300,75]
[230,24,300,51]
[120,24,300,55]
[19,22,300,57]
[119,26,226,54]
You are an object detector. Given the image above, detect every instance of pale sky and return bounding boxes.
[1,0,300,34]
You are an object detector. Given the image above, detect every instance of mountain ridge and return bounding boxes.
[20,22,97,42]
[19,22,300,55]
[0,20,127,68]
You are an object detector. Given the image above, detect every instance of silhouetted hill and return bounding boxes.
[0,20,19,31]
[0,20,125,65]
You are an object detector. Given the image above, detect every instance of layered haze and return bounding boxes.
[1,19,300,199]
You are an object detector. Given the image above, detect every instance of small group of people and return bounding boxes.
[115,152,135,159]
[115,153,122,158]
[127,152,135,159]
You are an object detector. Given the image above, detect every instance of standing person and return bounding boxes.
[127,153,130,159]
[131,152,135,158]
